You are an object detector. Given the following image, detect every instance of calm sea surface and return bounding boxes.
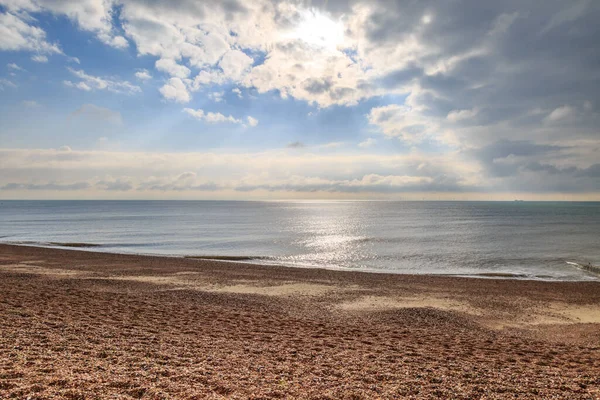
[1,201,599,280]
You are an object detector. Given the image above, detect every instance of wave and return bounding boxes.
[185,255,263,261]
[6,240,103,248]
[566,261,600,275]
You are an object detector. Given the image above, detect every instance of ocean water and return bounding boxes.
[0,200,599,280]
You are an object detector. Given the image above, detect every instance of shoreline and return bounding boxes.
[2,241,598,282]
[2,244,600,398]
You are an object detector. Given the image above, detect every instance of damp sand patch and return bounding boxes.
[206,282,339,296]
[0,264,341,297]
[0,263,84,276]
[337,295,479,315]
[482,302,600,330]
[529,303,600,325]
[105,275,341,297]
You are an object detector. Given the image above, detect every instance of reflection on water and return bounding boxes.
[1,200,599,280]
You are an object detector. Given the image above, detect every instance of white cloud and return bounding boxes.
[134,69,152,81]
[247,116,259,127]
[183,108,242,124]
[101,35,128,49]
[0,11,62,54]
[183,108,259,127]
[1,0,127,49]
[447,108,479,122]
[155,58,191,79]
[209,91,225,103]
[359,138,377,148]
[22,100,39,107]
[159,78,190,103]
[232,88,242,98]
[218,50,253,80]
[545,105,575,123]
[31,54,48,63]
[319,142,344,149]
[66,68,141,94]
[0,78,17,90]
[368,104,436,143]
[64,80,92,91]
[7,62,23,71]
[0,147,482,198]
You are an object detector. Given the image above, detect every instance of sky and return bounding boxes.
[0,0,599,200]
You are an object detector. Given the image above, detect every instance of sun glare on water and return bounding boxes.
[293,9,344,51]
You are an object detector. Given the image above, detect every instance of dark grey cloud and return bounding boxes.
[475,140,565,162]
[470,140,567,178]
[303,77,333,94]
[379,65,423,88]
[340,0,600,151]
[286,141,305,148]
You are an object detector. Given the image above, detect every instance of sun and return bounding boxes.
[293,9,344,51]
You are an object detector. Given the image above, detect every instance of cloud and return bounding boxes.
[2,0,599,121]
[1,1,600,198]
[64,80,91,91]
[1,0,127,49]
[368,104,435,143]
[319,142,344,149]
[359,138,377,148]
[0,147,480,196]
[65,68,141,94]
[1,146,599,197]
[209,91,225,103]
[0,11,62,54]
[287,141,305,148]
[447,108,479,122]
[155,58,191,79]
[134,69,152,81]
[69,104,123,126]
[96,177,134,191]
[544,105,576,123]
[7,62,23,71]
[218,50,253,80]
[0,78,17,90]
[183,108,255,126]
[232,174,470,194]
[22,100,39,107]
[247,116,259,127]
[159,78,190,103]
[31,54,48,63]
[188,109,240,124]
[1,182,90,191]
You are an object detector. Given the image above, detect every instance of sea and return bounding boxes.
[1,200,599,281]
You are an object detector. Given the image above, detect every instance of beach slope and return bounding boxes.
[1,244,600,398]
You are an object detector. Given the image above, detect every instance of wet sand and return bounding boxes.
[1,244,600,399]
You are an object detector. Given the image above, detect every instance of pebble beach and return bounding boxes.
[1,244,600,399]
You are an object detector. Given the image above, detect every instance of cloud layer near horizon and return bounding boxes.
[0,0,599,199]
[0,146,598,199]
